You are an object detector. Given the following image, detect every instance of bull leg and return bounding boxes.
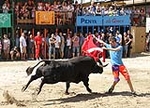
[65,82,70,95]
[83,78,92,93]
[35,79,45,95]
[22,75,40,92]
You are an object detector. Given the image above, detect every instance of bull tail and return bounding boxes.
[26,60,44,76]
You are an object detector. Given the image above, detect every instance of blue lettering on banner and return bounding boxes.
[77,16,102,26]
[81,18,97,24]
[76,15,130,26]
[103,16,130,26]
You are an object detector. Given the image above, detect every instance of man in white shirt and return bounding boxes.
[20,32,27,60]
[55,32,61,59]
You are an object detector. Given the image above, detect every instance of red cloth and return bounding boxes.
[81,35,105,62]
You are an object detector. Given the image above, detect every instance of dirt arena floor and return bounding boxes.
[0,52,150,108]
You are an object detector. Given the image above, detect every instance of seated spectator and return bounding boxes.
[2,0,10,13]
[10,46,20,60]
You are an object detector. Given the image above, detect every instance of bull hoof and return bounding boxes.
[65,92,69,95]
[21,86,26,92]
[87,89,92,93]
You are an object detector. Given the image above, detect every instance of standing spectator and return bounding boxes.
[20,32,27,60]
[66,1,74,24]
[20,4,29,19]
[65,33,72,58]
[88,1,96,15]
[94,32,101,47]
[122,32,128,57]
[26,0,35,19]
[146,31,150,52]
[2,34,10,60]
[41,33,46,59]
[48,33,56,59]
[72,33,80,57]
[43,2,51,11]
[15,2,20,19]
[59,32,65,58]
[45,33,50,59]
[54,32,61,59]
[34,31,42,60]
[28,34,34,60]
[115,30,122,45]
[37,2,44,11]
[15,31,20,48]
[126,30,133,57]
[79,33,85,55]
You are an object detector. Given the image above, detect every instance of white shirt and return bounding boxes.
[20,36,27,47]
[55,35,61,48]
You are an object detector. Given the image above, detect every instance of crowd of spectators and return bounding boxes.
[0,27,134,61]
[0,0,146,26]
[0,0,147,61]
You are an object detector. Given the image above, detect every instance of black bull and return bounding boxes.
[22,56,108,95]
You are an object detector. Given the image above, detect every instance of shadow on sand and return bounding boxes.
[43,91,150,106]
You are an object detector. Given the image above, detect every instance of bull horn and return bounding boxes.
[97,62,109,68]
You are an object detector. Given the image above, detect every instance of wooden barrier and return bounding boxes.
[131,26,146,54]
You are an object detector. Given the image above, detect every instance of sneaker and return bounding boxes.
[108,87,114,94]
[131,91,137,96]
[105,87,114,94]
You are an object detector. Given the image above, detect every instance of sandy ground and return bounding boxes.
[0,52,150,108]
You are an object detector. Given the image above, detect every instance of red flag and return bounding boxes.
[81,35,105,62]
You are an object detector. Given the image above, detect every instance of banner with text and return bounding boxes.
[103,15,131,26]
[76,15,130,26]
[35,11,55,25]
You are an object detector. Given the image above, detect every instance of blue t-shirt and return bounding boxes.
[106,44,123,65]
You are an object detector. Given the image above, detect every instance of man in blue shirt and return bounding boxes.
[94,36,136,95]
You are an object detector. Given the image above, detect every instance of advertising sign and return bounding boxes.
[0,13,11,28]
[36,11,55,25]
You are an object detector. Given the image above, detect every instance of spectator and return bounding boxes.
[88,1,96,15]
[34,31,42,60]
[146,31,150,52]
[26,0,35,19]
[126,30,133,57]
[43,2,51,11]
[2,34,10,60]
[48,33,56,59]
[20,4,29,19]
[115,30,122,45]
[123,31,128,57]
[2,0,10,13]
[28,34,34,60]
[37,2,44,11]
[10,46,20,60]
[59,32,65,58]
[65,33,72,58]
[72,33,80,57]
[20,32,27,60]
[54,32,61,59]
[79,33,85,55]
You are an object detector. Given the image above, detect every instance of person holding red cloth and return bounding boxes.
[34,31,42,60]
